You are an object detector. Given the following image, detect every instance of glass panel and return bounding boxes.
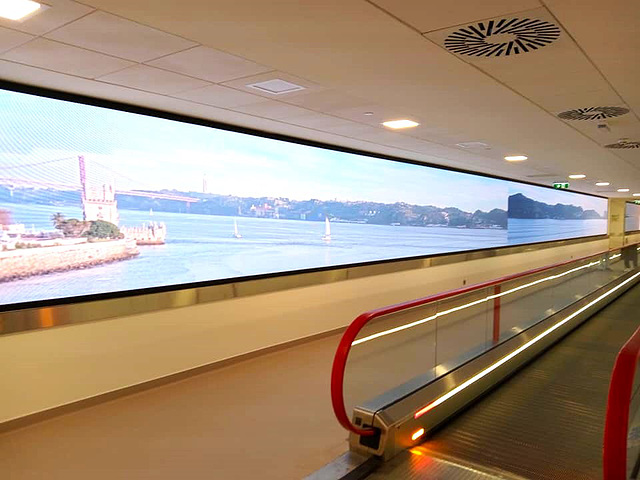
[612,249,626,276]
[540,257,598,316]
[434,289,491,375]
[343,303,437,415]
[498,270,556,342]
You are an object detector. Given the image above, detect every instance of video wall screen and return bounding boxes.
[626,202,640,232]
[0,88,607,307]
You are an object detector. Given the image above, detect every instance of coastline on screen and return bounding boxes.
[0,88,607,307]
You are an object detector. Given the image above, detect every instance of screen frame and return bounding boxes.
[0,80,609,313]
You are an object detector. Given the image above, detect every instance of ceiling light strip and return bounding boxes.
[414,270,640,419]
[352,260,601,346]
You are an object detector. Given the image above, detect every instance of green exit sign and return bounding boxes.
[634,200,640,205]
[553,182,570,189]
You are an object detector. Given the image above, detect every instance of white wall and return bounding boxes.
[0,238,609,424]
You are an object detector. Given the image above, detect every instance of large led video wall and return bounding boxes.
[0,88,607,307]
[625,202,640,232]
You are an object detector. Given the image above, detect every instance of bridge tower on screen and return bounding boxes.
[78,155,120,226]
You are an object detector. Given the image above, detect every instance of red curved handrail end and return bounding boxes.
[331,312,378,436]
[604,325,640,480]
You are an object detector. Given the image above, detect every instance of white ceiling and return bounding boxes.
[0,0,638,197]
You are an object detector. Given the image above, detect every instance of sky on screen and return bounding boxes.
[0,88,601,215]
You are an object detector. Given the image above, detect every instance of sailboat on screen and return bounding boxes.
[233,219,242,239]
[322,217,331,242]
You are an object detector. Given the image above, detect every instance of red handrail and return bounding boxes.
[331,245,631,436]
[603,325,640,479]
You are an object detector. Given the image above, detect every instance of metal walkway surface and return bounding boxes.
[368,282,640,480]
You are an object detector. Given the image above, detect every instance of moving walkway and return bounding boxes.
[325,244,640,479]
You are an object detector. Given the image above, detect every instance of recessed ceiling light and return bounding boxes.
[363,112,374,116]
[504,155,528,161]
[595,182,610,186]
[633,193,640,197]
[382,119,419,129]
[0,0,40,20]
[618,188,630,193]
[246,79,305,95]
[568,174,586,179]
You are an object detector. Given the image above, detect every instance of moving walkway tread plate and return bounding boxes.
[407,283,640,479]
[367,450,525,479]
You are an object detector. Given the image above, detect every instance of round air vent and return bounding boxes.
[444,18,561,57]
[605,141,640,149]
[558,106,630,120]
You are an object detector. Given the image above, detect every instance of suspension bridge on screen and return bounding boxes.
[0,155,200,205]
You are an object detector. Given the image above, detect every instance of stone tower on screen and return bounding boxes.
[79,155,119,225]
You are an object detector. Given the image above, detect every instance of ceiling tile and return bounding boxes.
[370,0,541,33]
[283,112,355,130]
[45,10,197,62]
[97,65,210,95]
[0,58,297,130]
[0,38,134,78]
[232,100,313,120]
[280,89,371,113]
[559,113,640,145]
[173,84,264,108]
[546,0,640,115]
[0,27,34,54]
[540,89,624,113]
[475,42,614,108]
[408,125,470,145]
[355,127,417,146]
[382,135,442,153]
[330,103,415,126]
[322,122,382,138]
[221,71,323,100]
[147,46,271,83]
[0,0,93,36]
